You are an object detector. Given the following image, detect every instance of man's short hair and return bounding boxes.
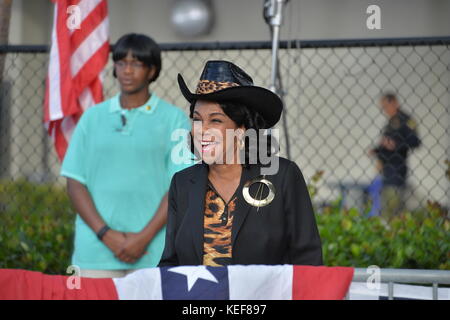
[112,33,162,82]
[381,92,398,103]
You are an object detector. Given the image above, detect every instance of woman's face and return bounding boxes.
[192,100,244,165]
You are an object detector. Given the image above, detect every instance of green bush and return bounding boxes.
[0,177,448,274]
[0,179,75,274]
[317,199,450,270]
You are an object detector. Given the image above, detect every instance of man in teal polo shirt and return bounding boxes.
[61,34,193,278]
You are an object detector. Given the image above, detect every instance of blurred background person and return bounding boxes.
[369,92,421,219]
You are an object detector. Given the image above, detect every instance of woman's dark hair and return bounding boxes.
[112,33,162,82]
[188,101,278,167]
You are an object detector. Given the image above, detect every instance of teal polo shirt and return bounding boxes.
[61,93,193,270]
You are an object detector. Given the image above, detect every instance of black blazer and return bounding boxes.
[158,157,323,266]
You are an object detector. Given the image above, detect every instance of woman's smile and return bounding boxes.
[200,140,220,153]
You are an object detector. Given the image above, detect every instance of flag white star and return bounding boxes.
[168,266,218,291]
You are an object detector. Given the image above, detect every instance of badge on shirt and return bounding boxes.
[407,118,417,130]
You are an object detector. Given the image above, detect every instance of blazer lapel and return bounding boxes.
[231,164,262,246]
[184,163,264,262]
[185,163,208,264]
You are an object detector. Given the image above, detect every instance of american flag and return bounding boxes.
[44,0,109,161]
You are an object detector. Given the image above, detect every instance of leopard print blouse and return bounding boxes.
[203,182,237,266]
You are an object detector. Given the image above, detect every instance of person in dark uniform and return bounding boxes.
[158,60,323,267]
[369,93,421,219]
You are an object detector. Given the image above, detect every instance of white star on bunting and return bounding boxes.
[168,266,218,291]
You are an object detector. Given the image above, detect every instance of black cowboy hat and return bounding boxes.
[177,60,283,128]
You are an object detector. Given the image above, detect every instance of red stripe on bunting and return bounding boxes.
[0,269,118,300]
[292,266,354,300]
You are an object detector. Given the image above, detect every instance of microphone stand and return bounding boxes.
[263,0,291,160]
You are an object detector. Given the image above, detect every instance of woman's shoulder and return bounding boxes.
[277,156,294,168]
[266,157,309,191]
[262,156,302,174]
[172,162,205,182]
[259,157,309,187]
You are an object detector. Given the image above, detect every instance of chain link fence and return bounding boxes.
[1,37,449,214]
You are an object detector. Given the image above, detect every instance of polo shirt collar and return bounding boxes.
[109,93,160,114]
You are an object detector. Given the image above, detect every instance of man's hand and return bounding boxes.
[102,229,127,257]
[381,136,396,151]
[116,232,150,264]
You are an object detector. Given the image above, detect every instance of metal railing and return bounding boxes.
[350,268,450,300]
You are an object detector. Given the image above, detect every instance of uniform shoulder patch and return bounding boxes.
[407,118,417,130]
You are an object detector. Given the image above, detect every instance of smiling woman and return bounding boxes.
[159,60,323,267]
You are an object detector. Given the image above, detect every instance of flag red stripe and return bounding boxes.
[52,120,69,162]
[70,0,108,52]
[292,266,354,300]
[90,77,105,105]
[55,1,79,117]
[51,0,82,5]
[0,269,118,300]
[72,41,109,97]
